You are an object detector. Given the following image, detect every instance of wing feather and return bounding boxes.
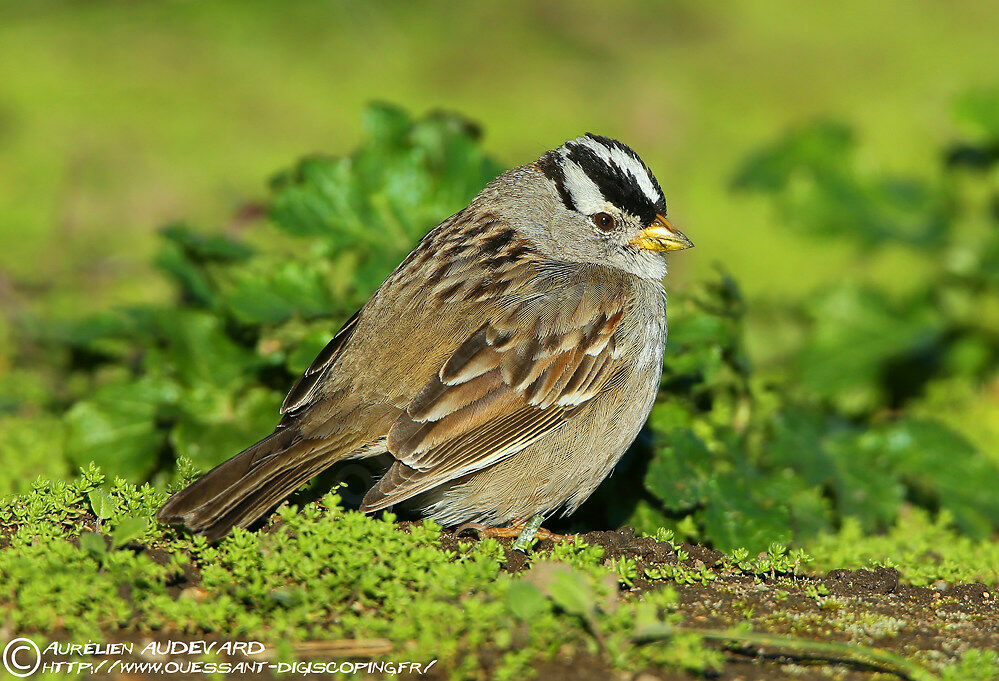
[361,252,630,512]
[281,309,361,414]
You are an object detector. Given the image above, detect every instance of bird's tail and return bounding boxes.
[157,428,336,542]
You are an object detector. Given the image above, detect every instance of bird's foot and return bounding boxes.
[455,515,564,552]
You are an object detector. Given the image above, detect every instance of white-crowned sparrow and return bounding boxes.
[158,134,693,542]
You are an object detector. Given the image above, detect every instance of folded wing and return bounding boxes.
[361,261,627,512]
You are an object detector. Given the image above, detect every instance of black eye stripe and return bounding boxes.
[539,137,667,224]
[562,140,665,225]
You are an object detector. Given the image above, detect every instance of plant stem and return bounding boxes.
[635,625,938,681]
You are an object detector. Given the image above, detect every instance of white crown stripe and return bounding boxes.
[573,136,662,206]
[557,151,609,214]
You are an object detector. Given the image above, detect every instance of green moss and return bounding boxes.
[5,467,997,678]
[937,649,999,681]
[807,510,999,586]
[1,534,172,640]
[0,472,721,679]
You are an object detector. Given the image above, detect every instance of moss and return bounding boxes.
[0,471,721,679]
[806,510,999,586]
[937,649,999,681]
[4,468,999,678]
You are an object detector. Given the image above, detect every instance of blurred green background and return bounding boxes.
[2,1,999,558]
[3,0,998,316]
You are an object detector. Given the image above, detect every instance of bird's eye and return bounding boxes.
[591,212,614,231]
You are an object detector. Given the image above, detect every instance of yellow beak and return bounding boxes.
[629,214,694,252]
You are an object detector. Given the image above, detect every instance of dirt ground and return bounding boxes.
[438,525,999,681]
[27,520,999,680]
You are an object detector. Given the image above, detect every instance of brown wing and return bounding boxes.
[360,261,627,512]
[280,308,361,415]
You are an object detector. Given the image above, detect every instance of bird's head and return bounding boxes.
[519,134,692,280]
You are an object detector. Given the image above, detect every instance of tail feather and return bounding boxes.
[157,428,339,542]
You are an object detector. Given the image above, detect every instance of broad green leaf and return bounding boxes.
[767,408,841,486]
[871,419,999,536]
[700,473,793,553]
[796,285,941,414]
[824,428,906,529]
[524,563,596,618]
[0,414,69,496]
[152,224,252,309]
[547,570,596,618]
[87,488,115,520]
[505,580,549,622]
[733,120,947,247]
[644,428,713,511]
[65,377,168,481]
[151,310,258,390]
[221,260,336,325]
[111,516,149,548]
[160,223,255,262]
[362,102,412,147]
[268,105,501,306]
[953,88,999,140]
[731,120,853,192]
[78,532,107,556]
[170,386,283,470]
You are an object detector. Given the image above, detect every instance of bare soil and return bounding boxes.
[439,524,999,681]
[31,519,999,680]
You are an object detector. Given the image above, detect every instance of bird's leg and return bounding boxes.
[455,514,563,553]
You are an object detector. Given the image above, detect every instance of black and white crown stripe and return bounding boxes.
[538,134,666,225]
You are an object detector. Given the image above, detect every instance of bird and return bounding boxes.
[157,133,693,543]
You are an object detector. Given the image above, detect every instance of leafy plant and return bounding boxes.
[0,474,723,679]
[3,96,999,558]
[15,104,501,483]
[733,98,999,416]
[584,91,999,550]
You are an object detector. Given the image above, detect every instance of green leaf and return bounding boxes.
[0,414,70,496]
[33,308,156,362]
[663,312,730,379]
[871,419,999,536]
[953,88,999,140]
[644,428,713,511]
[221,260,335,325]
[65,377,168,481]
[268,104,501,312]
[151,310,259,390]
[362,101,413,147]
[505,580,549,622]
[796,285,941,414]
[825,428,907,529]
[731,120,853,192]
[733,121,947,247]
[160,223,255,262]
[700,472,793,553]
[546,568,596,618]
[153,225,252,308]
[87,488,115,521]
[78,532,106,556]
[524,563,596,618]
[170,386,283,470]
[111,516,148,548]
[767,408,838,486]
